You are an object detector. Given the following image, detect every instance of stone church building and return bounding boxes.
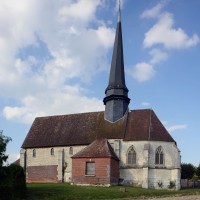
[20,7,181,189]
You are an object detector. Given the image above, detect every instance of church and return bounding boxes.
[20,5,181,190]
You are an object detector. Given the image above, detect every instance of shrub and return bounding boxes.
[168,180,176,189]
[181,163,195,179]
[157,180,163,188]
[0,164,26,200]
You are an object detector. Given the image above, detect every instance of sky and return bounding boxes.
[0,0,199,166]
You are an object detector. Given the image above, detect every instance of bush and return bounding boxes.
[196,164,200,179]
[181,163,195,180]
[168,180,176,189]
[0,164,26,200]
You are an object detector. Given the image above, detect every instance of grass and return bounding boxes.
[26,183,200,200]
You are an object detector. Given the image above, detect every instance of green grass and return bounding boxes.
[26,183,200,200]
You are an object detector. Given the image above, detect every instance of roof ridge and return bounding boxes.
[35,111,104,119]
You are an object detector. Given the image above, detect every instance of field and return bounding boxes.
[26,183,200,200]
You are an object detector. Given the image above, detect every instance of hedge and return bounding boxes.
[0,164,26,200]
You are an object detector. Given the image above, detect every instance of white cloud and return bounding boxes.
[58,0,101,24]
[0,0,115,124]
[129,2,200,83]
[142,102,151,107]
[143,12,200,49]
[3,85,104,124]
[96,26,115,48]
[129,62,155,82]
[149,48,168,64]
[140,2,165,19]
[167,124,187,133]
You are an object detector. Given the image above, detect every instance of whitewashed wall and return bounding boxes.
[108,140,181,190]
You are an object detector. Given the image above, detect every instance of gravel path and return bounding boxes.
[143,195,200,200]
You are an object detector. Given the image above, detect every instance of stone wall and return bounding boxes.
[20,140,180,189]
[109,140,181,189]
[21,145,87,183]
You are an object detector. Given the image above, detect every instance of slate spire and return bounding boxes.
[103,2,130,123]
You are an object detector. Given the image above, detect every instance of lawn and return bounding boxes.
[26,183,200,200]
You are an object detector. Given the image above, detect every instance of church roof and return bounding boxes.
[72,138,119,161]
[21,109,176,148]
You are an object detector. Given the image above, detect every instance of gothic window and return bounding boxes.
[85,162,95,176]
[155,146,164,165]
[50,148,54,156]
[69,147,73,155]
[33,149,36,157]
[127,146,136,165]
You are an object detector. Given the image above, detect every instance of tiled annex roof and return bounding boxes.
[21,109,176,148]
[72,138,119,161]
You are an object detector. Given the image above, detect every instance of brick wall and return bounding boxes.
[72,158,119,186]
[27,165,58,182]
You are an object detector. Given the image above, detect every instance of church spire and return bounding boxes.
[118,0,121,22]
[103,2,130,123]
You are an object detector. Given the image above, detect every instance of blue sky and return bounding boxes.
[0,0,199,166]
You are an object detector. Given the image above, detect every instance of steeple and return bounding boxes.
[103,1,130,123]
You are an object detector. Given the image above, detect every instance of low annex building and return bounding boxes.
[72,138,119,186]
[20,5,181,189]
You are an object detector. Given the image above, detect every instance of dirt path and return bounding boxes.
[144,195,200,200]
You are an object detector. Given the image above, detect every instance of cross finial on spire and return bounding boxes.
[118,0,121,22]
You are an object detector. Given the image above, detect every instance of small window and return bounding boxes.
[33,149,36,157]
[85,162,95,176]
[51,148,54,156]
[127,147,136,165]
[69,147,73,155]
[155,146,164,165]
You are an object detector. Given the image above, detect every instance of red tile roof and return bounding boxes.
[21,109,176,148]
[72,138,119,161]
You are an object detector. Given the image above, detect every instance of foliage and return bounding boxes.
[0,131,26,199]
[196,164,200,179]
[0,130,12,166]
[168,180,176,189]
[26,183,200,200]
[157,180,163,188]
[0,164,26,200]
[181,163,196,179]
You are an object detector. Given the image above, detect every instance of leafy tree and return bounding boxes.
[0,130,12,167]
[196,164,200,179]
[181,163,195,179]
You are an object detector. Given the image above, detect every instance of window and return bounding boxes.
[127,147,136,165]
[85,162,95,176]
[69,147,73,155]
[33,149,36,157]
[155,146,164,165]
[51,148,54,156]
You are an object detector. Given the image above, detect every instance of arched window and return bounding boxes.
[127,146,136,165]
[33,149,36,157]
[155,146,164,165]
[51,148,54,156]
[69,147,73,155]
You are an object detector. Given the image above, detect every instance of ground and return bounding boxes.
[149,195,200,200]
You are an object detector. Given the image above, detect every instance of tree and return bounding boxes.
[0,130,12,167]
[181,163,195,179]
[196,164,200,179]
